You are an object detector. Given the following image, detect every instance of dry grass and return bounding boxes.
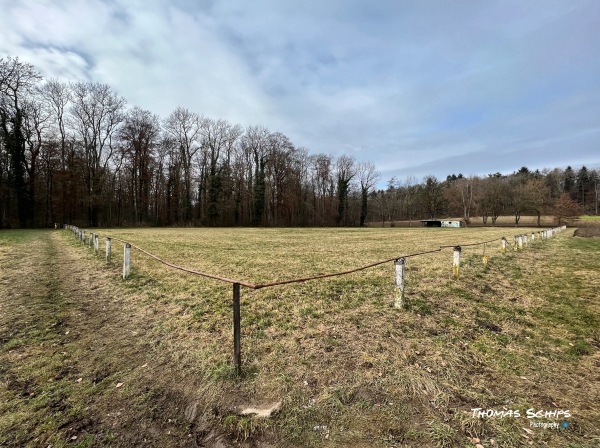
[1,225,599,447]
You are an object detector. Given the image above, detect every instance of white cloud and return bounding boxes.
[1,0,599,180]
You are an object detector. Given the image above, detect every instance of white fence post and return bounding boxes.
[106,238,112,263]
[123,243,131,279]
[453,246,461,279]
[394,257,406,309]
[94,233,99,254]
[517,235,523,250]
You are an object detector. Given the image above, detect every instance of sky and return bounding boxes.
[1,0,599,185]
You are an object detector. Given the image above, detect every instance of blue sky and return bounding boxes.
[1,0,599,184]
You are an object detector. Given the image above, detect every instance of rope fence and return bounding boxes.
[62,224,567,375]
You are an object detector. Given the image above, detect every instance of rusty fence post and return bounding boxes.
[233,283,242,376]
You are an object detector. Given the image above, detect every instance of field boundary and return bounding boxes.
[62,225,567,374]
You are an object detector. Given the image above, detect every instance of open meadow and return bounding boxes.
[1,226,599,447]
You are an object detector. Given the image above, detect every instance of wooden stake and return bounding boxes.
[394,257,406,308]
[233,283,241,376]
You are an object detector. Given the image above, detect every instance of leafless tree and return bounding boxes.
[164,107,202,224]
[69,81,126,226]
[336,155,356,226]
[0,56,43,227]
[357,161,379,226]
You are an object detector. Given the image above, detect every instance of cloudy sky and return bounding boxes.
[1,0,599,183]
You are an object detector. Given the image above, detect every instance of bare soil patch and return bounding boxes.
[573,219,600,237]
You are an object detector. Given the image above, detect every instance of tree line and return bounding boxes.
[1,56,597,229]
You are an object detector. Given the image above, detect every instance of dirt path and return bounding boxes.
[0,231,231,447]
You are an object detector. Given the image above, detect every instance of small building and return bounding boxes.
[420,220,442,227]
[420,220,465,228]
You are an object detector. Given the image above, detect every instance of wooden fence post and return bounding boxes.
[501,237,507,254]
[453,246,461,279]
[233,283,241,376]
[106,237,112,263]
[123,243,131,279]
[394,257,406,308]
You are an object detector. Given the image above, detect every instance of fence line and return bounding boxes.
[62,224,568,375]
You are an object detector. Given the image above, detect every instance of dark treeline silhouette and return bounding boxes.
[1,56,598,228]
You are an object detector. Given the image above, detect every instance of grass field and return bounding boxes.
[1,226,599,447]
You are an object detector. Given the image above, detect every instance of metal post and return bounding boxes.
[233,283,241,375]
[453,246,461,279]
[123,243,131,279]
[394,257,406,308]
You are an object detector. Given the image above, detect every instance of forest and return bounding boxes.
[1,56,598,229]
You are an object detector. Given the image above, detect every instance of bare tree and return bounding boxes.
[40,79,72,223]
[200,118,243,226]
[357,161,379,226]
[119,107,161,225]
[310,153,334,226]
[21,93,52,224]
[240,125,270,225]
[164,107,202,224]
[69,81,126,226]
[336,155,356,226]
[0,56,43,227]
[522,177,551,227]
